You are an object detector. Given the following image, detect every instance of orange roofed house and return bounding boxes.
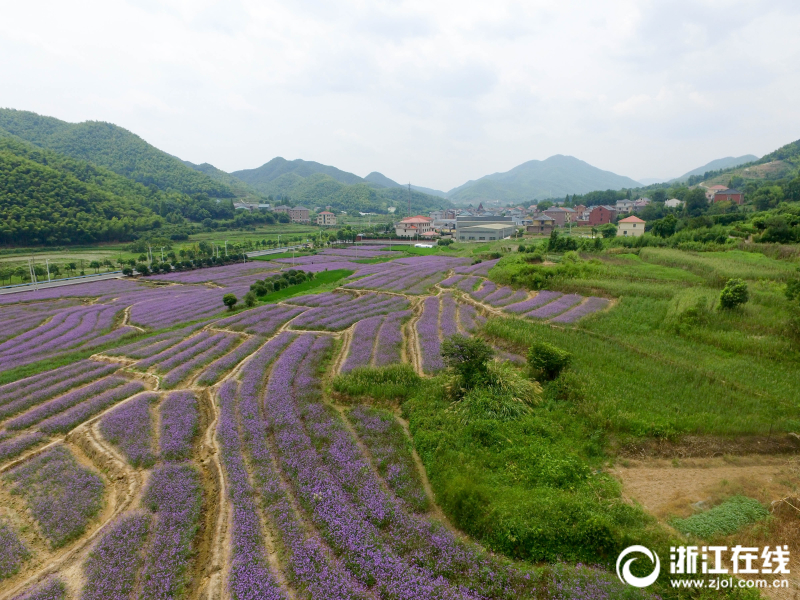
[395,215,433,238]
[617,215,645,237]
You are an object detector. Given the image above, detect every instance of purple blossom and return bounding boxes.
[458,303,479,332]
[194,335,267,386]
[0,521,29,579]
[139,464,203,600]
[374,310,409,366]
[439,275,464,288]
[470,281,496,300]
[9,576,67,600]
[525,294,583,319]
[418,296,443,373]
[3,445,104,548]
[81,512,151,600]
[135,331,214,370]
[342,316,382,372]
[37,382,146,434]
[0,432,47,462]
[456,276,481,294]
[503,291,563,314]
[159,391,198,461]
[440,295,459,339]
[215,303,306,335]
[5,376,128,430]
[100,395,156,467]
[549,297,610,323]
[160,334,239,389]
[292,293,409,331]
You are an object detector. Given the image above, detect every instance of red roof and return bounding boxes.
[401,216,432,224]
[619,216,645,223]
[318,211,334,215]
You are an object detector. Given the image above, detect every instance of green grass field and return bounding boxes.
[257,269,354,303]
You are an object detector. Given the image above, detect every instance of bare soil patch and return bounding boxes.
[616,434,800,459]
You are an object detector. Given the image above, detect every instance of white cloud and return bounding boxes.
[0,0,799,189]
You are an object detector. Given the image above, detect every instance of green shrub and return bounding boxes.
[450,361,542,424]
[222,293,237,311]
[331,364,421,403]
[671,496,768,538]
[243,291,257,307]
[441,334,494,390]
[719,278,749,309]
[528,342,572,381]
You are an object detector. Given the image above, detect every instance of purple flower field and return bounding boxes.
[503,290,562,314]
[417,296,443,372]
[525,294,583,319]
[549,296,610,323]
[3,445,104,548]
[0,521,29,579]
[291,292,409,331]
[160,391,199,461]
[100,395,156,467]
[215,303,306,335]
[342,315,382,372]
[9,576,66,600]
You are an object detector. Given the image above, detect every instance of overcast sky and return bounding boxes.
[2,0,799,191]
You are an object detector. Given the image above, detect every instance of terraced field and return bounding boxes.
[0,252,621,600]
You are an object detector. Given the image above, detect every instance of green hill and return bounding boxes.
[0,136,163,245]
[0,109,236,198]
[669,155,760,183]
[182,160,264,200]
[447,155,642,203]
[232,157,364,188]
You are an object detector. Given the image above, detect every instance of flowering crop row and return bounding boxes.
[106,322,208,359]
[194,335,265,386]
[262,334,540,599]
[100,395,156,468]
[159,391,198,461]
[549,296,610,323]
[0,432,47,463]
[456,276,480,293]
[458,304,485,333]
[216,379,288,599]
[439,274,463,288]
[0,521,29,579]
[152,332,232,373]
[321,248,396,258]
[138,463,203,599]
[4,376,128,430]
[215,303,306,335]
[525,294,583,319]
[343,256,468,295]
[470,280,496,300]
[3,445,104,548]
[134,331,213,370]
[81,511,151,600]
[346,406,429,512]
[9,576,67,600]
[341,316,382,372]
[160,334,240,388]
[0,362,118,419]
[129,285,250,329]
[503,290,562,314]
[417,297,443,372]
[440,294,459,339]
[235,334,367,599]
[482,286,528,307]
[38,382,147,435]
[374,310,410,366]
[284,291,351,307]
[0,359,109,407]
[454,259,500,276]
[291,293,409,331]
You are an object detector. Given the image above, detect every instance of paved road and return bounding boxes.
[0,272,124,295]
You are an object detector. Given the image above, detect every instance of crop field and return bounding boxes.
[0,246,797,599]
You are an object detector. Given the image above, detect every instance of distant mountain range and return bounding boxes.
[668,155,760,184]
[443,155,642,203]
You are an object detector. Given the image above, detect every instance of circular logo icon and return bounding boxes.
[616,545,661,588]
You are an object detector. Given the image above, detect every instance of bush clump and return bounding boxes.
[528,342,572,381]
[331,364,421,403]
[719,278,749,310]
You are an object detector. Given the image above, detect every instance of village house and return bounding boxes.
[395,215,433,238]
[713,188,744,205]
[617,215,645,237]
[527,215,555,235]
[615,199,635,213]
[665,198,683,208]
[705,185,728,200]
[543,207,575,227]
[316,211,337,226]
[588,205,617,226]
[288,206,310,223]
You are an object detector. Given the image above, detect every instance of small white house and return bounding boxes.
[617,215,645,237]
[665,198,683,209]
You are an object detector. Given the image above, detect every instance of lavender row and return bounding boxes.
[5,376,127,430]
[291,293,409,331]
[139,464,203,599]
[194,335,266,386]
[456,276,480,293]
[525,294,583,319]
[0,432,47,462]
[503,290,562,314]
[0,359,108,406]
[0,277,141,305]
[235,335,367,599]
[439,274,464,288]
[481,285,513,305]
[216,380,288,600]
[103,322,207,359]
[440,294,459,339]
[454,259,500,276]
[347,406,429,512]
[0,521,29,579]
[215,303,306,335]
[0,361,117,417]
[129,285,250,329]
[374,310,410,366]
[3,445,104,547]
[38,382,147,435]
[100,395,156,468]
[159,391,199,461]
[160,334,240,388]
[9,576,67,600]
[417,297,443,373]
[342,316,382,372]
[549,296,610,323]
[81,512,151,600]
[458,304,484,333]
[135,330,213,370]
[284,291,351,307]
[470,281,496,300]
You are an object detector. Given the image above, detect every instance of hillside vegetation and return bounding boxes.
[0,109,236,198]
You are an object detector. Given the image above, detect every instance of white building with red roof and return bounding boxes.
[395,215,433,238]
[617,215,646,237]
[316,211,337,226]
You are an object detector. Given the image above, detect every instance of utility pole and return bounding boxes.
[160,247,165,262]
[28,258,38,291]
[45,258,51,282]
[225,241,228,257]
[148,245,153,266]
[407,183,411,218]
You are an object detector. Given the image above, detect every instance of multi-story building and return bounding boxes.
[588,205,617,226]
[617,215,645,237]
[316,211,337,226]
[395,216,433,238]
[289,206,311,223]
[527,215,555,235]
[713,188,744,205]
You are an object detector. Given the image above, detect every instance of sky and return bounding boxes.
[2,0,800,191]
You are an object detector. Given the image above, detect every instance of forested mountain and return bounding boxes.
[233,157,364,188]
[446,155,641,203]
[0,136,162,245]
[182,160,264,200]
[230,158,451,214]
[0,109,236,198]
[364,171,449,198]
[669,155,759,183]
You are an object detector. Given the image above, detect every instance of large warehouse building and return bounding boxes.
[455,216,516,242]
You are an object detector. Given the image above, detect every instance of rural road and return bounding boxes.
[0,272,124,295]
